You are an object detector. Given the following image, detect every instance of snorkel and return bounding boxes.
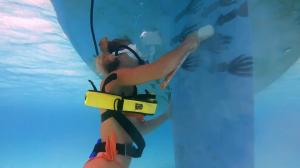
[90,0,146,67]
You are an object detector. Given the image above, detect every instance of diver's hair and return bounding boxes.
[95,55,121,75]
[108,38,132,53]
[105,58,120,73]
[96,37,132,75]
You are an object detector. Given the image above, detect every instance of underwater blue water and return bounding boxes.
[0,0,174,167]
[255,60,300,168]
[1,0,300,168]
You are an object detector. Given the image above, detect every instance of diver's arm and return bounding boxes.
[116,39,197,86]
[137,108,171,135]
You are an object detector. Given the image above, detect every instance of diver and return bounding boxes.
[84,25,214,168]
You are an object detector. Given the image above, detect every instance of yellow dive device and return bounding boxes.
[85,90,157,115]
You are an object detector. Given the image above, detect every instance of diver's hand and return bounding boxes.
[99,37,109,53]
[160,34,199,89]
[182,33,199,51]
[218,55,252,76]
[160,69,176,89]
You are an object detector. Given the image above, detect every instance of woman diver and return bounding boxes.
[84,25,214,168]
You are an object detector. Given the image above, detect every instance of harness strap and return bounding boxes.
[89,72,145,158]
[130,94,156,101]
[101,73,118,92]
[89,139,140,158]
[101,110,114,122]
[98,110,145,158]
[101,73,138,96]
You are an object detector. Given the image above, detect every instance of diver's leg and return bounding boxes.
[84,157,125,168]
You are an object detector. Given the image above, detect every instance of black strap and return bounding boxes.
[88,80,98,91]
[130,94,156,101]
[101,110,114,122]
[112,111,145,157]
[101,73,118,92]
[133,85,138,96]
[89,139,142,158]
[114,45,145,65]
[99,110,145,158]
[92,71,146,158]
[101,73,138,98]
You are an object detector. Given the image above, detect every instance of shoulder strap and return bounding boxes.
[101,110,145,158]
[102,73,138,97]
[133,86,138,96]
[101,73,118,92]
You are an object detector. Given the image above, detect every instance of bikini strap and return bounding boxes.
[89,139,143,159]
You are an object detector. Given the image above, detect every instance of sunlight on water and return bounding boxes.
[0,0,97,97]
[1,0,300,168]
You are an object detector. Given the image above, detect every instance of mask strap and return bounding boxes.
[114,45,146,65]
